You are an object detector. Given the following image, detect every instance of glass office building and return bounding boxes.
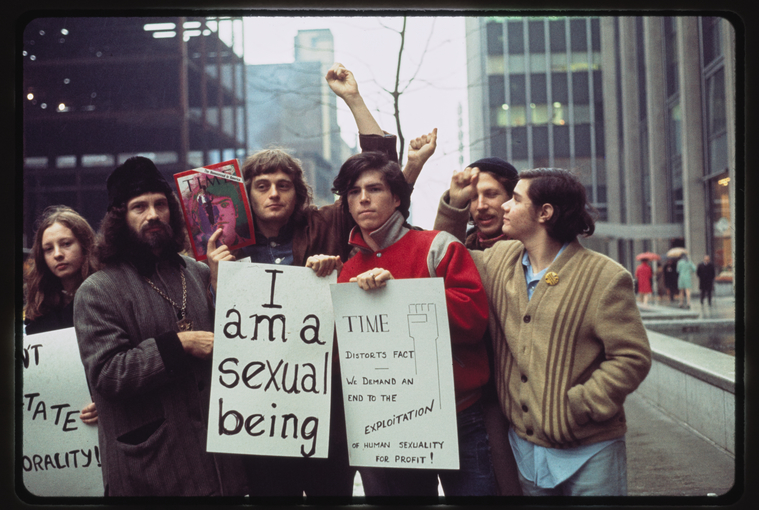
[465,16,736,284]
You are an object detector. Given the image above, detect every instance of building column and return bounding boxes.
[619,17,645,262]
[721,18,737,291]
[600,17,621,262]
[676,18,708,266]
[643,17,671,258]
[466,17,488,162]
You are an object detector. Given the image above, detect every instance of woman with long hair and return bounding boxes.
[23,205,99,424]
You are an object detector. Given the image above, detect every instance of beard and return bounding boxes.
[130,219,174,253]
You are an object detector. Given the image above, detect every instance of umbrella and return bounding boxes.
[667,247,688,258]
[636,252,661,261]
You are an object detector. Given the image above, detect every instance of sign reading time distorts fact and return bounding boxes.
[330,278,459,470]
[22,328,103,497]
[207,262,336,459]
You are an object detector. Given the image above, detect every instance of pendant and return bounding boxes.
[177,317,194,332]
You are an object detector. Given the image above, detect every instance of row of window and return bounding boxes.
[487,18,601,56]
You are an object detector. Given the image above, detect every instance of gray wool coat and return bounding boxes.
[73,255,247,497]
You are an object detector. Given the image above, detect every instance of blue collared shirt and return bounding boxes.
[238,223,295,266]
[510,242,624,488]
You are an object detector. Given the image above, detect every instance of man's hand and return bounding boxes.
[79,402,98,425]
[350,268,394,290]
[207,228,235,292]
[326,62,359,102]
[306,254,343,277]
[177,331,214,360]
[449,166,480,209]
[403,128,438,185]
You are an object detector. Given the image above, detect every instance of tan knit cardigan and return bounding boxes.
[470,239,651,449]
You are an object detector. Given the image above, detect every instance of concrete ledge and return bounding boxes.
[635,330,735,454]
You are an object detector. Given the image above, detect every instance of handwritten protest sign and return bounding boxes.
[207,262,335,459]
[21,328,103,497]
[330,278,459,470]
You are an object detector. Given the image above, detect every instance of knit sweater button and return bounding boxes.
[376,252,382,257]
[521,404,528,412]
[521,374,528,383]
[526,428,533,436]
[523,315,531,323]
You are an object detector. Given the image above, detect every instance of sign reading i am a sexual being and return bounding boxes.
[330,278,459,470]
[207,262,335,459]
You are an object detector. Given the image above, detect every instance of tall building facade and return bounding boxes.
[466,16,736,283]
[245,29,353,206]
[22,16,247,246]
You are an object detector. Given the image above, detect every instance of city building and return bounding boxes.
[245,29,354,206]
[465,15,736,284]
[22,16,247,246]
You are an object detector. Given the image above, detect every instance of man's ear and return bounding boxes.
[537,203,554,223]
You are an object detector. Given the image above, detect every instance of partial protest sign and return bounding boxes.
[330,278,459,470]
[21,328,103,497]
[207,262,335,459]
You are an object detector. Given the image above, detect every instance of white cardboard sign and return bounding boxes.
[207,262,335,459]
[330,278,459,470]
[21,328,103,497]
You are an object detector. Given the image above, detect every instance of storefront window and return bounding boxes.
[710,173,732,280]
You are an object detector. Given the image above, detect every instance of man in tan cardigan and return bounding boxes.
[434,167,651,496]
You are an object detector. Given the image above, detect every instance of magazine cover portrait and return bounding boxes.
[174,160,255,261]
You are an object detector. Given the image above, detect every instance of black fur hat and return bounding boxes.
[106,156,173,211]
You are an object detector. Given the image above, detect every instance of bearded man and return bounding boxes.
[73,156,247,497]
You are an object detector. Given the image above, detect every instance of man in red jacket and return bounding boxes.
[321,150,496,497]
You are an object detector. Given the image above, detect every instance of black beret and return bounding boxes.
[106,156,173,211]
[468,157,518,182]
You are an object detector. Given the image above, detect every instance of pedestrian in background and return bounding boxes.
[635,259,653,305]
[697,255,716,307]
[664,258,679,303]
[676,254,697,309]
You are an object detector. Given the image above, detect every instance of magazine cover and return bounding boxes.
[174,160,256,261]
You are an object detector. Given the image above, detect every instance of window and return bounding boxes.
[508,20,524,54]
[533,126,549,156]
[572,72,590,104]
[512,126,528,159]
[570,18,587,52]
[489,74,505,106]
[552,73,568,103]
[528,19,545,53]
[530,73,547,103]
[664,17,679,97]
[549,19,566,52]
[701,17,722,67]
[510,74,526,104]
[575,124,591,157]
[487,21,504,55]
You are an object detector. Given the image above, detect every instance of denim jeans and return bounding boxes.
[516,439,628,496]
[360,400,498,497]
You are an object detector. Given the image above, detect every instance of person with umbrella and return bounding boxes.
[676,251,697,309]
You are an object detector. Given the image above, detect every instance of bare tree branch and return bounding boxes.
[392,16,407,163]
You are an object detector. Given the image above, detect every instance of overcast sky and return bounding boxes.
[242,16,472,228]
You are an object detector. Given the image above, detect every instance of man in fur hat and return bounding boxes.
[73,156,247,496]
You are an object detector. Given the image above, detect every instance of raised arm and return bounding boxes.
[402,128,437,186]
[326,62,383,136]
[433,166,480,243]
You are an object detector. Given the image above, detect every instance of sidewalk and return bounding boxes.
[625,391,735,497]
[349,390,737,499]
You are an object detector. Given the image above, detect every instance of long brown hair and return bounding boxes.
[24,206,98,321]
[242,148,314,226]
